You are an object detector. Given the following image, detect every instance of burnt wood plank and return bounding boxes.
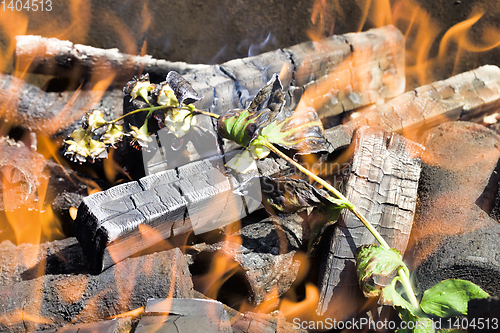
[328,65,500,152]
[0,248,193,333]
[317,127,424,318]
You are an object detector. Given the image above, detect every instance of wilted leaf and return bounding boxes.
[236,176,348,216]
[420,279,489,317]
[355,244,407,298]
[166,71,201,106]
[257,107,330,155]
[247,74,284,113]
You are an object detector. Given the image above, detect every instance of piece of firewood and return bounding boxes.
[34,318,132,333]
[15,35,210,84]
[317,127,424,319]
[0,74,123,137]
[328,65,500,152]
[73,152,290,272]
[142,295,307,333]
[0,248,193,333]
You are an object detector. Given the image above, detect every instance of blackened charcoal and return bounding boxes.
[406,122,500,298]
[0,248,193,333]
[166,71,202,106]
[468,297,500,333]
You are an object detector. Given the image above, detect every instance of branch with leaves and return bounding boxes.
[64,72,489,332]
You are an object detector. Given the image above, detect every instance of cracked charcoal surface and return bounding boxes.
[317,127,424,318]
[406,121,500,297]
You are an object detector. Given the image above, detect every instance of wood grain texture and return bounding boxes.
[317,127,424,318]
[329,65,500,152]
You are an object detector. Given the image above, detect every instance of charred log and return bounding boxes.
[0,74,123,137]
[73,151,292,272]
[328,65,500,152]
[15,35,209,84]
[317,127,424,318]
[0,248,193,332]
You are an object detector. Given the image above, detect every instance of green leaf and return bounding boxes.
[217,75,283,147]
[259,107,330,155]
[355,244,406,298]
[396,309,434,333]
[420,279,489,317]
[380,283,414,313]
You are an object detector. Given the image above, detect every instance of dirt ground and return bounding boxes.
[0,0,499,87]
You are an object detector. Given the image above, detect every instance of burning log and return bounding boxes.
[405,122,500,297]
[328,65,500,152]
[190,211,303,305]
[15,26,404,118]
[15,35,210,84]
[74,152,291,272]
[0,247,193,332]
[317,127,424,318]
[0,74,123,137]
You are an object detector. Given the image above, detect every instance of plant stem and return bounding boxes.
[262,139,421,311]
[192,109,220,119]
[398,267,421,310]
[109,105,176,124]
[263,139,390,249]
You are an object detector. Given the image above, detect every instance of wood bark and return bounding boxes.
[317,127,424,318]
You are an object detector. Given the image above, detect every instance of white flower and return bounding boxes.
[157,84,179,107]
[128,124,152,148]
[164,108,196,138]
[88,110,107,131]
[130,80,154,103]
[225,149,258,174]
